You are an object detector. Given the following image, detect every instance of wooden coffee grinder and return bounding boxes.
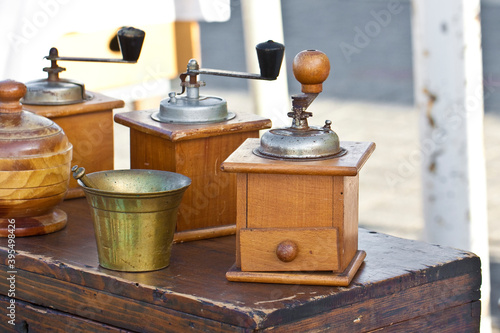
[115,41,284,242]
[21,27,145,199]
[222,50,375,286]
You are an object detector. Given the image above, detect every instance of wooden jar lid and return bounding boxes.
[0,80,71,159]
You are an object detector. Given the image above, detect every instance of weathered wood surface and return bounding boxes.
[0,295,131,333]
[0,199,481,332]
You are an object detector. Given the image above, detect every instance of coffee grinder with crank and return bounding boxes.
[21,27,145,198]
[222,49,375,286]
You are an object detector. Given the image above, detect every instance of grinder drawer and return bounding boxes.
[239,227,339,272]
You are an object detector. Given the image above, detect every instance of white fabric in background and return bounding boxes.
[0,0,230,81]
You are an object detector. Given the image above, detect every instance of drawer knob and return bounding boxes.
[276,240,299,262]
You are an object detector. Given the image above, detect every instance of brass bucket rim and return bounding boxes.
[77,169,191,198]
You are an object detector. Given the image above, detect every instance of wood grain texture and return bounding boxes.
[246,174,333,229]
[0,295,130,333]
[235,173,247,266]
[0,80,25,113]
[339,175,360,271]
[49,111,114,194]
[235,173,359,273]
[114,110,272,142]
[130,129,176,171]
[173,134,239,231]
[0,208,66,237]
[221,139,376,176]
[239,227,339,271]
[364,302,481,332]
[0,199,481,331]
[0,181,67,200]
[0,147,72,171]
[173,225,236,243]
[333,176,345,269]
[292,50,330,94]
[0,113,70,159]
[0,192,66,218]
[0,269,241,333]
[259,274,480,332]
[0,151,72,208]
[227,250,365,287]
[0,163,70,189]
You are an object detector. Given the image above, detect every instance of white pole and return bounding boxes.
[241,0,290,128]
[411,0,491,331]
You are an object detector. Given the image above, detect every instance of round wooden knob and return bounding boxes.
[0,79,26,113]
[276,240,299,262]
[292,50,330,94]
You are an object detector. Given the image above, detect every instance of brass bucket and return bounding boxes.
[77,169,191,272]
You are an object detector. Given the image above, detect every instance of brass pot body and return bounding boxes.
[79,169,191,272]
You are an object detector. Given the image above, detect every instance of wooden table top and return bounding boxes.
[0,198,481,332]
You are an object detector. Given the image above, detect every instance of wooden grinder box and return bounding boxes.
[222,139,375,285]
[114,110,271,241]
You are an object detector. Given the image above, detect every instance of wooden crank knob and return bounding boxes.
[292,50,330,94]
[276,240,299,262]
[0,79,26,113]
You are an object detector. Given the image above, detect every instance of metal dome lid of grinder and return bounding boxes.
[152,40,285,124]
[254,49,346,161]
[21,27,145,106]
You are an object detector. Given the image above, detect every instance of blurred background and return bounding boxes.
[0,0,498,331]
